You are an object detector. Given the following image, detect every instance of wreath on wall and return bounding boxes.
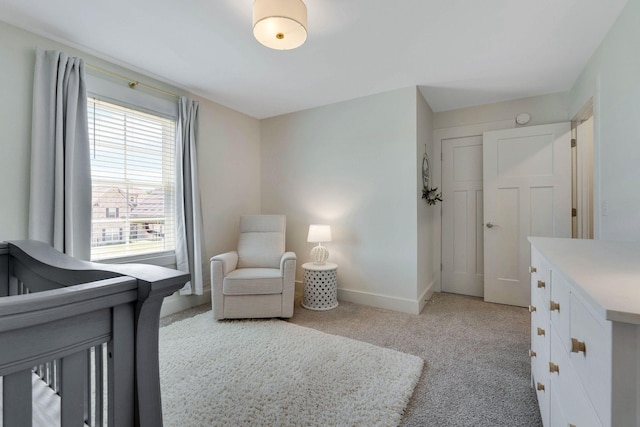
[421,152,442,205]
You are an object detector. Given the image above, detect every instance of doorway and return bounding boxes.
[439,121,574,306]
[571,99,594,239]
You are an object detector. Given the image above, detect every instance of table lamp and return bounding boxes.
[307,224,331,265]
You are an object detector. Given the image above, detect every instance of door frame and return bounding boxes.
[432,120,514,293]
[571,98,595,239]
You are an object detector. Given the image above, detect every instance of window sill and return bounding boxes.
[96,250,176,269]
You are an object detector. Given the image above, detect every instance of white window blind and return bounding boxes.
[88,98,176,261]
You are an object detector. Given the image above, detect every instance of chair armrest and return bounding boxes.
[210,251,238,277]
[280,252,297,318]
[280,251,297,272]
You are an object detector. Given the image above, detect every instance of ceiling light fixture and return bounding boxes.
[253,0,307,50]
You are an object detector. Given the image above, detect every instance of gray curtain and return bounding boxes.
[176,97,205,295]
[28,48,91,260]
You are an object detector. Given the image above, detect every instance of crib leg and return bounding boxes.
[3,369,32,427]
[109,303,135,427]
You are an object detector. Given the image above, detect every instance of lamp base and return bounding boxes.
[310,244,329,265]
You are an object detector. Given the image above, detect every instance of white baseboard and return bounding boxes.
[337,287,424,315]
[295,280,304,298]
[160,288,212,318]
[418,279,436,314]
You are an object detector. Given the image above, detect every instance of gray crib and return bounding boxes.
[0,240,189,427]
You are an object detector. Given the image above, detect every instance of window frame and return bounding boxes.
[86,73,179,268]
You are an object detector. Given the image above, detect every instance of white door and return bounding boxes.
[483,123,571,306]
[441,136,484,297]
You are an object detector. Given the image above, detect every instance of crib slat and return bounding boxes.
[8,276,18,295]
[85,349,92,425]
[54,359,60,394]
[95,344,104,426]
[3,368,32,427]
[60,351,87,426]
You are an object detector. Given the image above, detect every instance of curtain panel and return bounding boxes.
[28,48,91,260]
[176,97,205,295]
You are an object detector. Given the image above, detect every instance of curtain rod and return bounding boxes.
[85,63,180,99]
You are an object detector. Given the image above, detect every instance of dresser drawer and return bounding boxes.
[569,293,611,423]
[549,270,570,350]
[533,356,550,426]
[531,249,551,307]
[549,394,568,427]
[531,292,550,359]
[549,331,602,427]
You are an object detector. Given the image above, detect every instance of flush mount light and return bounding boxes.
[253,0,307,50]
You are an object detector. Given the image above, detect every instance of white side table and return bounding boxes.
[301,262,338,311]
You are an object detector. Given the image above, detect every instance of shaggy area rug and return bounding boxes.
[159,312,423,426]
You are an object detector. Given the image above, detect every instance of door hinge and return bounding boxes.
[571,138,577,148]
[572,208,577,217]
[440,263,443,271]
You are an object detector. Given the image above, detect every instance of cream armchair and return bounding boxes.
[210,215,296,320]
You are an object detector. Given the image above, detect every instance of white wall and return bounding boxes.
[260,87,426,313]
[0,21,261,315]
[416,89,436,307]
[434,92,570,130]
[569,0,640,241]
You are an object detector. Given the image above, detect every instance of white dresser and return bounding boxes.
[528,237,640,427]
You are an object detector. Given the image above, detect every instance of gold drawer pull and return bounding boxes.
[571,338,586,354]
[536,382,545,391]
[537,280,545,289]
[529,349,537,357]
[549,362,559,373]
[529,305,537,313]
[529,266,537,273]
[550,301,560,311]
[537,327,545,336]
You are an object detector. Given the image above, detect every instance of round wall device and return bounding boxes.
[516,113,531,125]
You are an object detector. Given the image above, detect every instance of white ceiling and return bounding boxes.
[0,0,628,119]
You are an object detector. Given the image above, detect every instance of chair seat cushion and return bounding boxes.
[223,268,283,295]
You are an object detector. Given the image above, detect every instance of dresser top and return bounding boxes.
[529,237,640,324]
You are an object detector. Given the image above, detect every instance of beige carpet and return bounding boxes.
[161,292,542,426]
[159,313,422,426]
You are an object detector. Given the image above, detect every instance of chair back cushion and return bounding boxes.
[237,215,286,269]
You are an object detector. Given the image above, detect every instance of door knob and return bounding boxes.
[485,222,497,228]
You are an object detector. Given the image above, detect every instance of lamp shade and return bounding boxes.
[307,224,331,243]
[253,0,307,50]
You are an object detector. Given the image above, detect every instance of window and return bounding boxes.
[89,98,176,261]
[105,207,119,218]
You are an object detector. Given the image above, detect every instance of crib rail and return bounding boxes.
[0,240,189,427]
